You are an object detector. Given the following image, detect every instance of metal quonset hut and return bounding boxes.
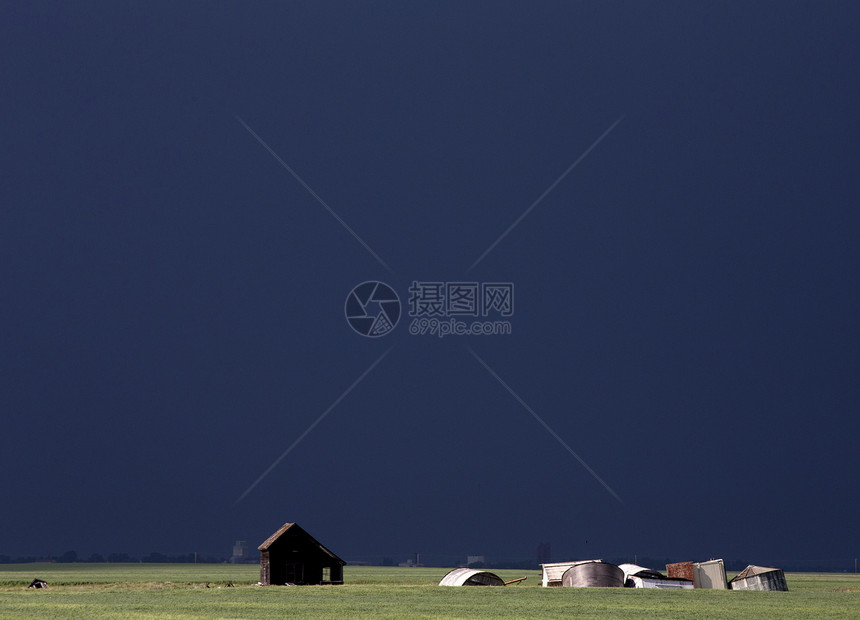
[258,523,345,585]
[729,565,789,591]
[439,568,505,586]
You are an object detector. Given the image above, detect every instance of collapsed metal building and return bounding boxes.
[439,568,506,586]
[618,564,693,589]
[729,565,789,591]
[667,559,728,589]
[258,522,345,585]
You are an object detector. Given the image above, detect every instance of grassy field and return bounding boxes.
[0,564,858,619]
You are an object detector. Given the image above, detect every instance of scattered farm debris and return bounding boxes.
[504,576,527,585]
[619,564,693,589]
[666,559,728,588]
[27,578,48,589]
[535,558,788,591]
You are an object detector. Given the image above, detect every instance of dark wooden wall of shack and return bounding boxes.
[260,529,344,585]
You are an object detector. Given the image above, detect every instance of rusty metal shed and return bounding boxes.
[258,522,345,585]
[439,568,505,586]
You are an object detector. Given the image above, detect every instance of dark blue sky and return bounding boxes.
[2,2,859,567]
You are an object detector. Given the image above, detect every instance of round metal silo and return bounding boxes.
[561,562,625,588]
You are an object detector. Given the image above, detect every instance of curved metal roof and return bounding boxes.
[439,567,505,586]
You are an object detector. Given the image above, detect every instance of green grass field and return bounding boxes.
[0,564,858,619]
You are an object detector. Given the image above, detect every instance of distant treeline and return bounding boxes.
[0,551,254,564]
[1,553,855,573]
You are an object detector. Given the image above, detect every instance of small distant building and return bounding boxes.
[231,540,248,564]
[439,568,505,586]
[258,522,345,585]
[729,565,789,591]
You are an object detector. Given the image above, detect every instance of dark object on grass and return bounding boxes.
[27,579,48,589]
[729,565,789,591]
[258,522,345,585]
[561,561,625,588]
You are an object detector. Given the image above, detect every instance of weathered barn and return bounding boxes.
[258,522,345,585]
[438,568,505,586]
[729,565,789,591]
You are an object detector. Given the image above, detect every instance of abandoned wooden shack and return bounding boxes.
[258,522,345,585]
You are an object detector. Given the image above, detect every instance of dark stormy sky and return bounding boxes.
[2,2,859,567]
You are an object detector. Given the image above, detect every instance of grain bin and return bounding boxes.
[561,561,625,588]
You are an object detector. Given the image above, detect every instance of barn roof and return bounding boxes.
[257,522,345,565]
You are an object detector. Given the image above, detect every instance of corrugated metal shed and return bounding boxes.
[561,561,624,588]
[693,559,727,589]
[540,560,602,587]
[729,565,789,591]
[439,568,505,586]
